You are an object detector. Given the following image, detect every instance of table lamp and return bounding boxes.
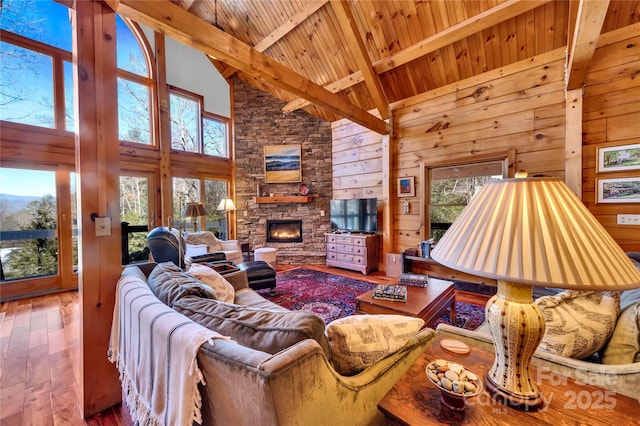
[430,176,640,410]
[182,202,207,232]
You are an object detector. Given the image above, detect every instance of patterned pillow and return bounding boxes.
[187,263,235,303]
[326,314,425,375]
[535,290,620,359]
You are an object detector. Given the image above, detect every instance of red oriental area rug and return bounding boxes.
[257,268,485,329]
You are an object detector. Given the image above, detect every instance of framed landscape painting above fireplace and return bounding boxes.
[264,145,302,183]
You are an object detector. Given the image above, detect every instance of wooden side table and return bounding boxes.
[355,278,455,327]
[378,336,639,425]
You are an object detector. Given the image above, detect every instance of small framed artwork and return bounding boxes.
[596,177,640,203]
[397,176,415,197]
[598,143,640,172]
[264,145,302,183]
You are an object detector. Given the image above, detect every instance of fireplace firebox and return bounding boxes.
[267,220,302,243]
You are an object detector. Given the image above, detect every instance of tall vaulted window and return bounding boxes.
[116,15,154,145]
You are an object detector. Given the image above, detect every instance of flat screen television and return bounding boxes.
[330,198,378,233]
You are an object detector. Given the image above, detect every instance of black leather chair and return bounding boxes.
[147,227,184,268]
[147,227,231,270]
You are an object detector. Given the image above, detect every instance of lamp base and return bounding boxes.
[484,372,545,411]
[484,280,546,411]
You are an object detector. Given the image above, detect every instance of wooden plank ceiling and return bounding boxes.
[117,0,640,133]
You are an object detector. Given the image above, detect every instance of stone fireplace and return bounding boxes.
[234,79,332,264]
[267,220,303,243]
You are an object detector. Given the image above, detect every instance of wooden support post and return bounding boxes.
[72,1,122,416]
[565,88,583,196]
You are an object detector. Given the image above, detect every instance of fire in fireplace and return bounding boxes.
[266,220,302,243]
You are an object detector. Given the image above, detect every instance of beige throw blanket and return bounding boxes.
[109,275,229,425]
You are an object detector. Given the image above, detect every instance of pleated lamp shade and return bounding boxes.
[431,177,640,290]
[217,198,237,211]
[182,202,207,218]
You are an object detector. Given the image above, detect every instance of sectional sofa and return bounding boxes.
[110,262,436,425]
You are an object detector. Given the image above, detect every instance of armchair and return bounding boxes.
[184,231,242,265]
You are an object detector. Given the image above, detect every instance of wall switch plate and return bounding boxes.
[617,214,640,225]
[95,216,111,236]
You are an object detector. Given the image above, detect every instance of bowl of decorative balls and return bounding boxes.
[425,359,482,411]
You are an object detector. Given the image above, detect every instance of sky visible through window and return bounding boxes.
[0,0,144,198]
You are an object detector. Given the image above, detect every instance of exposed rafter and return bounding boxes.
[330,0,388,120]
[283,0,552,113]
[566,0,610,90]
[116,0,388,134]
[254,1,328,53]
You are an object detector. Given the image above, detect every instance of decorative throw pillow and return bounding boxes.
[187,263,235,303]
[600,302,640,365]
[535,290,620,359]
[173,296,329,356]
[147,261,218,307]
[185,243,208,258]
[326,314,425,375]
[185,232,222,252]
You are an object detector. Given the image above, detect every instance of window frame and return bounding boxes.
[116,18,157,147]
[169,86,230,158]
[420,150,514,241]
[0,29,73,133]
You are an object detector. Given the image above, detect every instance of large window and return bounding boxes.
[116,15,153,144]
[170,88,229,157]
[0,0,73,130]
[173,177,230,238]
[429,161,505,242]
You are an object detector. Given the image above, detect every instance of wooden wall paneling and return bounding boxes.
[72,1,122,416]
[582,27,640,251]
[607,112,640,141]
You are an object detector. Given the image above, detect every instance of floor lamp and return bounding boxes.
[217,198,236,239]
[431,176,640,410]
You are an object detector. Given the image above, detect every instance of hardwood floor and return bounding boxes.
[0,264,486,425]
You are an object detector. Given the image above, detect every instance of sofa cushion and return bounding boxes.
[147,262,217,307]
[601,302,640,365]
[326,314,425,375]
[234,289,288,311]
[187,263,235,303]
[173,296,330,356]
[535,290,620,359]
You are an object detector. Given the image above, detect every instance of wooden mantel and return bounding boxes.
[255,195,312,203]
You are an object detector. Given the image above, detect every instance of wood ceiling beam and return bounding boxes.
[254,0,328,52]
[116,0,387,134]
[566,0,610,90]
[330,0,388,120]
[283,0,551,113]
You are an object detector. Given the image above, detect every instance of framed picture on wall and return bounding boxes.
[264,145,302,183]
[596,177,640,203]
[397,176,415,197]
[598,143,640,172]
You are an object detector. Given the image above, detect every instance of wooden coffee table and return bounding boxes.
[378,336,639,425]
[355,278,455,327]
